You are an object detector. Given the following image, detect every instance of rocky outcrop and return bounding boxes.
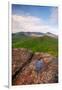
[12,48,33,77]
[12,48,58,85]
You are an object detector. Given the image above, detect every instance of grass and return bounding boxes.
[12,34,58,57]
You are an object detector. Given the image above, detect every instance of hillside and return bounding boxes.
[12,32,58,57]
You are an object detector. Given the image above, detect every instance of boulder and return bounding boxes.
[12,49,58,85]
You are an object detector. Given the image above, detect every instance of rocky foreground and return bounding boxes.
[12,48,58,85]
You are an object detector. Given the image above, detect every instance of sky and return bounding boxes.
[12,4,58,35]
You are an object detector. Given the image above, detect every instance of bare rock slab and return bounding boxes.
[12,49,58,85]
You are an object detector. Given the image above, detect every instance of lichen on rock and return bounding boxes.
[12,48,58,85]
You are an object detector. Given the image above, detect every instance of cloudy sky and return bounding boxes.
[12,4,58,35]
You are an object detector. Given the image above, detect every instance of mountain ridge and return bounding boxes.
[12,31,58,39]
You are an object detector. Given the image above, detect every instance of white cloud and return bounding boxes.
[49,7,58,26]
[12,14,58,35]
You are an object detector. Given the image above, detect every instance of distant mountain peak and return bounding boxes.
[45,32,58,39]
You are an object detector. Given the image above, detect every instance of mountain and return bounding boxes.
[12,32,58,39]
[12,32,58,57]
[45,32,58,39]
[12,32,44,38]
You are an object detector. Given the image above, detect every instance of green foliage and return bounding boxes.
[12,35,58,57]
